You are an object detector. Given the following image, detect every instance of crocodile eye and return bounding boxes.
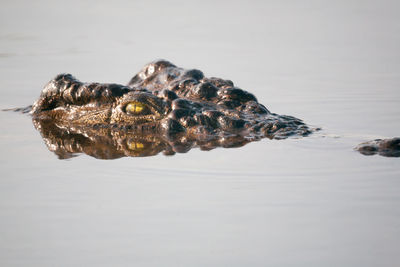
[125,101,148,115]
[127,140,145,151]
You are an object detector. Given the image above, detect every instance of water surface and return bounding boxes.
[1,1,400,266]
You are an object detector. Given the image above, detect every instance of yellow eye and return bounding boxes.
[125,101,146,114]
[127,141,145,151]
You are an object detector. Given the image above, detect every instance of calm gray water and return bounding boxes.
[1,0,400,266]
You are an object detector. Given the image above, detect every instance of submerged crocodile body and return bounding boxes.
[29,60,399,159]
[356,138,400,157]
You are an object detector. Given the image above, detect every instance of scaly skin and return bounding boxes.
[29,60,399,158]
[31,60,311,139]
[356,138,400,157]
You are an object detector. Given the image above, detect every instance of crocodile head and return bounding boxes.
[31,60,313,158]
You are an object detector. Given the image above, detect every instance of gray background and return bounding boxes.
[1,0,399,266]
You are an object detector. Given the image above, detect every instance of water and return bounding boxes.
[1,0,400,266]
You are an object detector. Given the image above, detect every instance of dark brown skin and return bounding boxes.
[355,138,400,157]
[31,60,311,139]
[32,118,252,159]
[28,60,399,159]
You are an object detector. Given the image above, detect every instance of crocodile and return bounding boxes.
[28,60,399,159]
[356,138,400,157]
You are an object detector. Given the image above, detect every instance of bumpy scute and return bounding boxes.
[31,60,315,158]
[356,138,400,157]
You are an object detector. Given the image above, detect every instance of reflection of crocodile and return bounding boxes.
[28,60,399,158]
[32,118,251,159]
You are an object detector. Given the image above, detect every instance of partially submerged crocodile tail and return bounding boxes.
[355,137,400,157]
